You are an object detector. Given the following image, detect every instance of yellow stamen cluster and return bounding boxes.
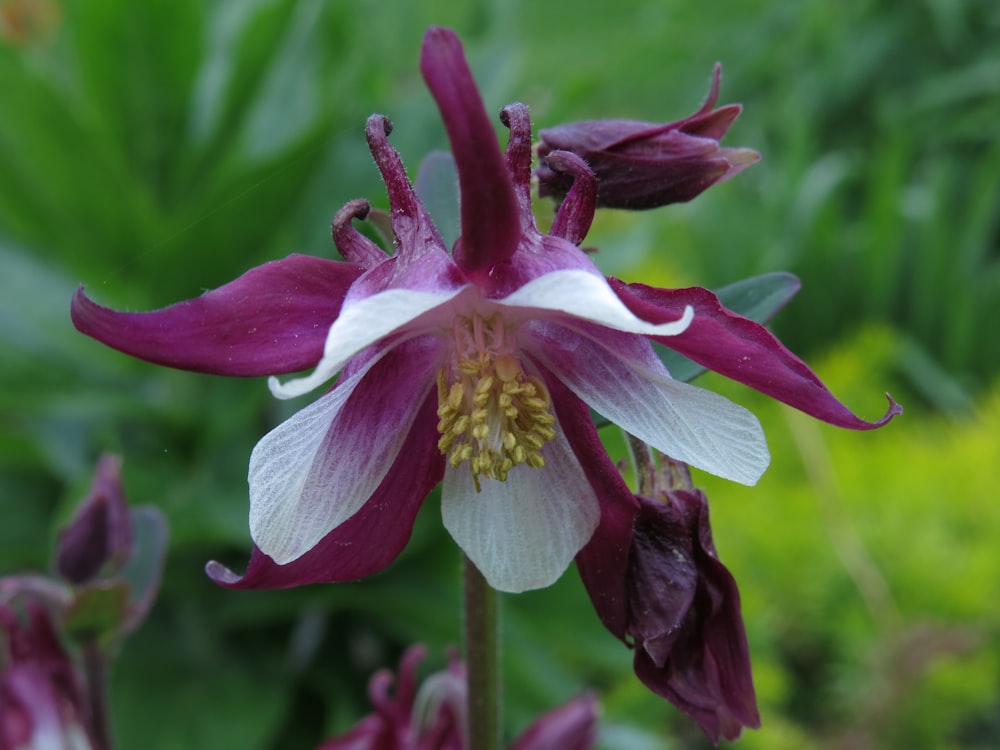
[436,315,556,491]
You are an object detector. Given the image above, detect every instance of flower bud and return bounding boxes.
[537,64,759,210]
[55,454,132,585]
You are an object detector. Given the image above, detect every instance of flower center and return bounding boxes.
[436,312,556,491]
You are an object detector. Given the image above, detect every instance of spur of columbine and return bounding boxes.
[71,27,899,595]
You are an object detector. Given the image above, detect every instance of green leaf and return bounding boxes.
[120,506,170,635]
[63,580,129,645]
[415,151,460,249]
[659,271,801,383]
[110,616,292,750]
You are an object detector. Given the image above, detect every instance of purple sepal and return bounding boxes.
[628,491,759,744]
[421,26,520,273]
[206,394,443,589]
[611,278,902,429]
[71,254,363,377]
[55,454,132,585]
[542,373,638,639]
[510,693,599,750]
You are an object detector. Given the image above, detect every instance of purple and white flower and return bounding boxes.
[317,645,598,750]
[71,27,898,595]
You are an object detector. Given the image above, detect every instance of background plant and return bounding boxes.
[1,0,997,748]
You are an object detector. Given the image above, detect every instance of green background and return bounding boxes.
[2,0,998,747]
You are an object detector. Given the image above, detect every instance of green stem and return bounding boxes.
[463,554,500,750]
[624,430,657,496]
[82,640,113,750]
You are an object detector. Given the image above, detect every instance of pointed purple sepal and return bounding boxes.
[71,254,363,377]
[542,372,639,639]
[511,693,599,750]
[611,279,902,429]
[420,26,520,273]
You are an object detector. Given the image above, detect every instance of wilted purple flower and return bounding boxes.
[55,454,132,586]
[569,452,758,743]
[625,488,757,743]
[318,645,597,750]
[317,646,464,750]
[71,27,897,595]
[537,63,759,209]
[0,603,94,750]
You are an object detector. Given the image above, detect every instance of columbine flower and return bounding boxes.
[0,603,94,750]
[317,645,597,750]
[579,458,758,744]
[71,27,898,594]
[536,63,759,209]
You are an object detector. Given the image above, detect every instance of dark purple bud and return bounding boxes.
[627,490,759,744]
[55,454,131,585]
[537,64,759,210]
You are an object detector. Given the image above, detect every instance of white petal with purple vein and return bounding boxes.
[538,335,770,486]
[441,426,600,593]
[250,349,435,564]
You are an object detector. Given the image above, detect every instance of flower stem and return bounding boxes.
[463,554,500,750]
[624,430,657,496]
[82,640,114,750]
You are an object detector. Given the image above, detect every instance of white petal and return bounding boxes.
[536,332,770,486]
[249,348,436,563]
[441,427,600,593]
[269,285,466,399]
[497,269,693,337]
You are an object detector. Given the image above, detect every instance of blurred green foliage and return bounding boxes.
[1,0,998,748]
